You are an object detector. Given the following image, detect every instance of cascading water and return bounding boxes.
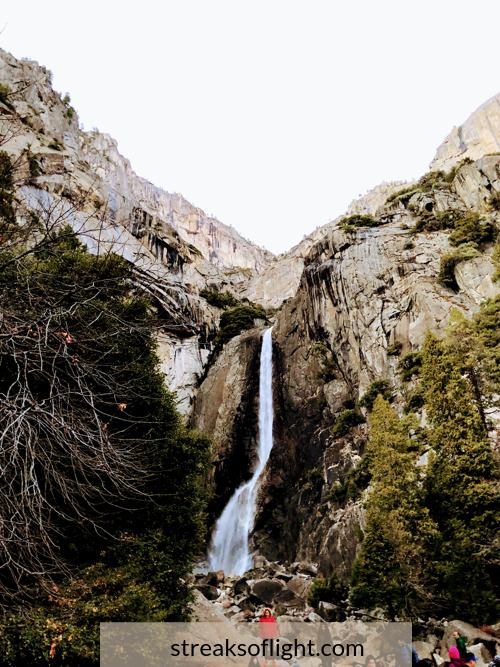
[206,327,274,575]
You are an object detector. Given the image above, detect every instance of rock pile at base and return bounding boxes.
[192,558,500,667]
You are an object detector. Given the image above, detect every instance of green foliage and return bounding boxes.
[329,458,370,505]
[403,383,425,413]
[359,379,393,409]
[448,213,497,248]
[0,151,16,238]
[350,395,438,618]
[311,343,338,383]
[421,333,499,623]
[307,468,324,500]
[331,409,365,438]
[489,192,500,212]
[307,572,348,608]
[0,83,14,110]
[397,350,422,382]
[386,170,458,205]
[339,214,379,229]
[199,288,239,309]
[386,340,402,356]
[437,242,481,290]
[212,304,267,353]
[0,227,211,660]
[411,208,463,235]
[48,138,64,151]
[342,397,356,410]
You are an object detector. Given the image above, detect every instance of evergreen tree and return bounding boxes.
[421,332,499,623]
[350,395,437,617]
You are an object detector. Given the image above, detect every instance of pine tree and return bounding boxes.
[350,395,437,617]
[421,332,499,623]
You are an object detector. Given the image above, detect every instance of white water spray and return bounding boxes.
[207,327,274,575]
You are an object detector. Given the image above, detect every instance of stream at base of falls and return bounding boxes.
[205,327,274,576]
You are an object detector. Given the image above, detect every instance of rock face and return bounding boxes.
[193,154,500,580]
[430,91,500,171]
[190,328,265,520]
[0,47,276,414]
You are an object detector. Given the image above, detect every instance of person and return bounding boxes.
[465,654,478,667]
[248,658,261,667]
[412,646,420,666]
[292,661,300,667]
[258,608,278,667]
[453,633,468,660]
[448,647,469,667]
[365,655,377,667]
[488,656,500,667]
[396,640,413,667]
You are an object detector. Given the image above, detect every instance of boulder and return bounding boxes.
[250,579,284,605]
[307,611,323,622]
[287,576,313,599]
[413,642,436,661]
[215,570,225,584]
[199,571,219,587]
[275,572,293,582]
[433,654,445,667]
[297,562,318,576]
[269,562,285,574]
[234,577,250,595]
[230,611,248,623]
[443,622,496,658]
[468,643,492,667]
[224,605,241,618]
[274,588,305,611]
[238,597,256,612]
[195,584,219,601]
[318,601,346,622]
[220,598,232,609]
[254,555,269,569]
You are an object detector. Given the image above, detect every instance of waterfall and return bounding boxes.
[206,327,274,576]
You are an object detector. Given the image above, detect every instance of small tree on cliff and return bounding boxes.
[350,395,437,617]
[421,332,499,623]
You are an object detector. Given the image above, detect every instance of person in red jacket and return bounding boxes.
[258,608,278,666]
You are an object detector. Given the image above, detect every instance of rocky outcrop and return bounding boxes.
[191,328,265,520]
[0,47,277,413]
[430,91,500,172]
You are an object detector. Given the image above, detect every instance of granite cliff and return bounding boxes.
[3,45,500,586]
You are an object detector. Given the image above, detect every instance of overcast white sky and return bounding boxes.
[2,1,500,254]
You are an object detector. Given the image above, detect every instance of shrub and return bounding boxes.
[359,379,393,409]
[397,351,422,382]
[307,468,324,499]
[386,170,458,206]
[307,573,348,608]
[403,241,414,250]
[342,397,355,410]
[311,343,338,383]
[489,192,500,211]
[387,341,403,356]
[404,383,425,413]
[411,208,462,235]
[0,83,14,111]
[448,213,497,248]
[48,138,64,151]
[212,304,267,352]
[437,242,481,290]
[331,409,365,438]
[339,214,379,229]
[188,243,202,256]
[199,288,239,309]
